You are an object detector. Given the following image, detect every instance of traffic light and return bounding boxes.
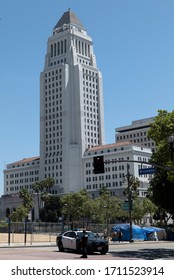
[93,156,105,174]
[6,208,10,218]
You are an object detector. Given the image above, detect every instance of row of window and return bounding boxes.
[45,101,62,108]
[6,183,60,194]
[83,75,97,82]
[85,161,126,170]
[86,139,99,146]
[86,150,128,157]
[45,83,62,90]
[45,125,62,132]
[45,94,62,102]
[86,181,123,190]
[75,39,91,57]
[6,170,39,179]
[50,40,67,57]
[45,145,62,152]
[45,107,62,114]
[83,92,98,101]
[45,153,62,159]
[50,58,66,66]
[45,69,62,77]
[82,69,98,77]
[84,125,98,131]
[7,185,34,193]
[50,39,91,59]
[7,176,39,185]
[45,134,62,142]
[45,138,62,145]
[9,161,39,169]
[77,58,91,66]
[45,164,62,171]
[45,157,62,164]
[44,174,62,185]
[83,81,98,89]
[45,74,62,83]
[45,113,62,120]
[83,106,98,114]
[45,119,62,126]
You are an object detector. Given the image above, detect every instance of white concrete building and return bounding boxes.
[39,10,105,194]
[83,141,152,199]
[4,157,40,195]
[115,117,155,150]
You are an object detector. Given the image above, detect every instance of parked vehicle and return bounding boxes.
[56,229,108,254]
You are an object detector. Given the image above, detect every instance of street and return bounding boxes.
[0,241,174,260]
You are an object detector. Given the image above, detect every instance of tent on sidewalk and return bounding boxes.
[111,223,146,241]
[143,226,166,240]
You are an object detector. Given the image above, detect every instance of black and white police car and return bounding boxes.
[56,229,108,254]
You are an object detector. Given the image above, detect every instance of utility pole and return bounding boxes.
[127,163,133,242]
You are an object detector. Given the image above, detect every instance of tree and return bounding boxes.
[19,188,33,210]
[131,198,157,225]
[148,171,174,214]
[10,205,29,222]
[32,181,42,214]
[32,178,55,220]
[94,187,123,224]
[148,110,174,215]
[122,174,140,199]
[60,189,93,227]
[10,189,33,222]
[40,195,61,222]
[148,110,174,172]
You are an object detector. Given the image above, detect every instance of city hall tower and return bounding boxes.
[40,10,105,194]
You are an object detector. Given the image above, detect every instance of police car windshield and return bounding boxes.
[77,232,96,238]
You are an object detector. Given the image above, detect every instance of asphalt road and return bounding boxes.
[0,241,174,260]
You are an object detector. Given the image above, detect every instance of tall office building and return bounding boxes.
[39,10,105,194]
[115,117,155,150]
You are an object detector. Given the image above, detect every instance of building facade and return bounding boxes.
[4,157,40,195]
[115,117,155,150]
[39,10,105,194]
[83,141,152,199]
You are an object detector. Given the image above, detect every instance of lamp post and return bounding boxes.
[64,203,71,229]
[103,205,109,240]
[168,135,174,162]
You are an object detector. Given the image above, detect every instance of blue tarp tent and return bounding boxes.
[143,226,166,240]
[111,224,146,241]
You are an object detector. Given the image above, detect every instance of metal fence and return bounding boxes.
[0,221,109,246]
[0,222,63,246]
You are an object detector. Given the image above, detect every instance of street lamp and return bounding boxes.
[64,203,69,229]
[168,135,174,162]
[103,205,109,240]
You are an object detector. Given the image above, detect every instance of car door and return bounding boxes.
[68,231,77,250]
[61,231,72,249]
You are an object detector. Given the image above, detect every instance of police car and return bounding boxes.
[56,229,108,254]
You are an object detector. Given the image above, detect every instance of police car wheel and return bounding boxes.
[58,241,64,252]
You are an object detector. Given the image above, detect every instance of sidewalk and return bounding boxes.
[0,239,168,248]
[0,241,56,248]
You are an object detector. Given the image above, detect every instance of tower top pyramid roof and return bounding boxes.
[54,9,85,30]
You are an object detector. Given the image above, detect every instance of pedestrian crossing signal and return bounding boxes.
[93,156,105,174]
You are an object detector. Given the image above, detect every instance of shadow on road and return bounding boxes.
[111,248,174,259]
